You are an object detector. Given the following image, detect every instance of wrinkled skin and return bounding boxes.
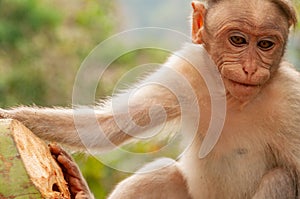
[193,0,290,103]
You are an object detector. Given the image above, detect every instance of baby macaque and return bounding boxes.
[1,0,299,198]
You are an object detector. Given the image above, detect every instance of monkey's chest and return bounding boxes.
[209,148,269,197]
[191,150,270,198]
[183,132,273,199]
[205,124,275,197]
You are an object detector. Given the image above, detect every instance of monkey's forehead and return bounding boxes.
[207,0,297,26]
[206,0,290,35]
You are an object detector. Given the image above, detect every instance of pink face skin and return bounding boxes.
[192,0,290,102]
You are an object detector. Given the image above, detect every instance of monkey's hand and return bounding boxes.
[49,143,94,199]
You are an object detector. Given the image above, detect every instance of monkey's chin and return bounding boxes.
[224,79,261,103]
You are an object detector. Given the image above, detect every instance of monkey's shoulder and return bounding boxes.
[278,61,300,80]
[263,62,300,128]
[245,63,300,125]
[272,62,300,98]
[259,62,298,95]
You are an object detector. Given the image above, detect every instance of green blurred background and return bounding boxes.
[0,0,299,198]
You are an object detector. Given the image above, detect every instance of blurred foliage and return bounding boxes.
[0,0,61,106]
[73,154,130,198]
[0,0,60,48]
[0,0,116,107]
[0,1,300,199]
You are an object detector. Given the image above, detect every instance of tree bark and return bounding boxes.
[0,119,70,199]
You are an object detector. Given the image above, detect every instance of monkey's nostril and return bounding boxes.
[243,66,257,76]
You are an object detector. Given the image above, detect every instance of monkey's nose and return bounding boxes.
[243,65,257,77]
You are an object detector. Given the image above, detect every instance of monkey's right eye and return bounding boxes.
[229,36,247,47]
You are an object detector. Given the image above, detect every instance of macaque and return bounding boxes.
[0,0,299,198]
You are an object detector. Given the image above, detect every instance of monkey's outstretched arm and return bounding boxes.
[0,44,213,150]
[0,75,182,150]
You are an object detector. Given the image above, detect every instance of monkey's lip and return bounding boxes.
[227,79,260,88]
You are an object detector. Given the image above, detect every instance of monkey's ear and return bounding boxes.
[191,1,206,44]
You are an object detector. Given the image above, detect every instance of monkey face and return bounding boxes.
[200,0,290,102]
[213,29,284,102]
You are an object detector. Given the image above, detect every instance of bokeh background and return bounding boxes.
[0,0,299,198]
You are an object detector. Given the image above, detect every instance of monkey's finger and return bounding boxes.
[49,143,61,155]
[49,143,74,160]
[68,177,92,199]
[57,154,81,177]
[68,176,84,192]
[75,191,91,199]
[68,176,88,192]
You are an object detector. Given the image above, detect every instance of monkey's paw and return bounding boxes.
[49,143,94,199]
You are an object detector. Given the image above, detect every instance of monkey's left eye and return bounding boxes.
[229,36,247,47]
[258,40,274,50]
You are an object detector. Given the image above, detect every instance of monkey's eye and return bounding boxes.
[229,36,247,47]
[257,40,275,50]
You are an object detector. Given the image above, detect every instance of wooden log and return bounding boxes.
[0,119,70,199]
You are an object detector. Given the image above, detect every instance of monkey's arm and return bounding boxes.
[0,50,192,150]
[0,44,214,150]
[0,80,182,150]
[252,168,296,199]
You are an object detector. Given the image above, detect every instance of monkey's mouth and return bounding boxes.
[225,78,261,98]
[224,78,262,101]
[229,79,259,88]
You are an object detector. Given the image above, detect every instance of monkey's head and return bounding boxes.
[192,0,297,102]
